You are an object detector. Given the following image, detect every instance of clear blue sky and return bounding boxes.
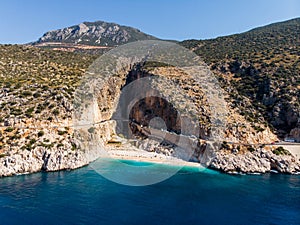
[0,0,299,44]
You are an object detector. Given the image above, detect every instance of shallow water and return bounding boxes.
[0,158,299,225]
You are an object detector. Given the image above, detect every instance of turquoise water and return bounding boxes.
[0,158,299,225]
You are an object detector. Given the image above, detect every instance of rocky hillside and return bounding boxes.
[0,45,98,176]
[0,18,299,176]
[181,17,300,141]
[31,21,158,51]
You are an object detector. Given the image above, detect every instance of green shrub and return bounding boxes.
[58,130,67,135]
[25,107,35,117]
[272,147,291,155]
[57,143,64,148]
[88,127,95,134]
[4,127,14,132]
[29,138,36,145]
[33,92,41,98]
[0,153,8,158]
[11,108,22,116]
[71,143,77,151]
[247,146,256,152]
[37,130,45,137]
[53,109,59,116]
[221,141,230,150]
[21,91,32,97]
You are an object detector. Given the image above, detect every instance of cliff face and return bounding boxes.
[0,138,90,177]
[211,148,300,174]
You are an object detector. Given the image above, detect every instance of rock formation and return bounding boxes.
[32,21,157,47]
[1,17,300,176]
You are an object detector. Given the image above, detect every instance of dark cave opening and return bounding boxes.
[129,96,181,137]
[112,64,182,139]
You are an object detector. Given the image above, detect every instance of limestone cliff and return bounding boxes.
[0,35,299,177]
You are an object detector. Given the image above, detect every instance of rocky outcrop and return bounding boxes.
[33,21,157,47]
[0,146,92,177]
[210,148,300,174]
[0,123,102,177]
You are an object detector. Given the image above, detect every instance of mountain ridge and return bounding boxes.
[32,20,158,47]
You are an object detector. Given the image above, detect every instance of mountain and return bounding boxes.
[180,17,300,140]
[31,21,158,52]
[0,18,299,176]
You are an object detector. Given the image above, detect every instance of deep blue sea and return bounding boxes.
[0,158,299,225]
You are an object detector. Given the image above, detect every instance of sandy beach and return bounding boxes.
[105,148,203,168]
[102,140,300,172]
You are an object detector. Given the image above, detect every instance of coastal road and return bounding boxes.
[271,142,300,160]
[131,120,300,161]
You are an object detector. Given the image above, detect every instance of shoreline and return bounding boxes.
[1,145,300,178]
[106,149,203,168]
